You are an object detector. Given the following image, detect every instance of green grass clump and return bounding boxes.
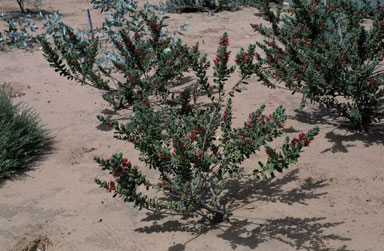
[0,87,49,180]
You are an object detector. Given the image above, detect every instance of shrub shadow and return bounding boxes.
[321,126,384,153]
[216,216,351,250]
[290,106,342,127]
[225,169,328,208]
[136,216,350,250]
[291,106,384,152]
[134,169,347,250]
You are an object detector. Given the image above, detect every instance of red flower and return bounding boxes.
[251,24,259,29]
[122,158,128,163]
[213,55,221,64]
[112,170,121,178]
[190,132,196,141]
[105,180,116,193]
[223,111,228,120]
[196,149,202,159]
[219,37,229,46]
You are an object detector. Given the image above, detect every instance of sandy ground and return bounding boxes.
[1,0,384,250]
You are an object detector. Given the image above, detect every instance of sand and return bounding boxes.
[0,0,383,250]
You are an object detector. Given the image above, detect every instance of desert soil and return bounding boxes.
[0,0,383,250]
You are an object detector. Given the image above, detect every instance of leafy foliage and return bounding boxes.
[0,87,49,180]
[41,0,318,222]
[0,11,66,49]
[251,0,384,131]
[0,13,39,48]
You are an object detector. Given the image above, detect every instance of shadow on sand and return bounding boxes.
[135,169,351,250]
[290,106,384,153]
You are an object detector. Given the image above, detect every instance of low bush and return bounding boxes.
[0,87,49,179]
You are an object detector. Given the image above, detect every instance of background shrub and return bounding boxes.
[0,87,49,180]
[252,0,384,131]
[0,10,65,49]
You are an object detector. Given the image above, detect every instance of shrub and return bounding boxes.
[0,13,39,48]
[41,1,318,222]
[0,87,49,180]
[251,0,384,131]
[0,11,65,49]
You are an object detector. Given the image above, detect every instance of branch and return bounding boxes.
[202,106,218,154]
[337,21,345,49]
[373,69,384,76]
[208,180,221,209]
[200,200,224,216]
[194,105,218,192]
[160,169,180,190]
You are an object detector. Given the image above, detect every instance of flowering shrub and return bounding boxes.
[0,87,49,180]
[41,1,318,222]
[41,2,195,109]
[251,0,384,131]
